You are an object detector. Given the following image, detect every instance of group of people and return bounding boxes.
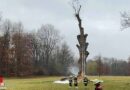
[0,75,103,90]
[69,76,103,90]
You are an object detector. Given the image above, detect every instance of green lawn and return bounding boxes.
[4,76,130,90]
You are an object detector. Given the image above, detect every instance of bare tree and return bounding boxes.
[58,42,74,75]
[28,33,41,74]
[70,0,89,79]
[37,24,60,74]
[127,56,130,75]
[121,12,130,29]
[11,23,33,76]
[95,55,103,77]
[0,20,11,76]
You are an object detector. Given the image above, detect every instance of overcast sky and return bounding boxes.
[0,0,130,59]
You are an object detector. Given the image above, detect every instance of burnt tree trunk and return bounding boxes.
[75,13,89,80]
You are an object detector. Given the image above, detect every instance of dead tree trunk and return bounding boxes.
[72,4,89,80]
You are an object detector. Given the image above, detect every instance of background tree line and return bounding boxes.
[86,55,130,76]
[1,14,130,77]
[0,16,74,77]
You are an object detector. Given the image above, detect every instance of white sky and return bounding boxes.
[0,0,130,59]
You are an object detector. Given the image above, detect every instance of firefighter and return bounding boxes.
[0,75,4,86]
[69,76,73,87]
[94,81,103,90]
[74,76,78,87]
[83,76,89,86]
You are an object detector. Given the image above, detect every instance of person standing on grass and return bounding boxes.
[74,76,78,90]
[83,76,89,86]
[95,82,103,90]
[0,75,4,86]
[69,76,73,87]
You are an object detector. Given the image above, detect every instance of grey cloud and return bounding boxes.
[0,0,130,59]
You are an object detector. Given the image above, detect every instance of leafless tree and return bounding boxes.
[0,20,11,76]
[121,12,130,29]
[70,0,89,79]
[95,55,103,77]
[70,0,87,34]
[37,24,60,74]
[11,23,33,76]
[0,14,75,76]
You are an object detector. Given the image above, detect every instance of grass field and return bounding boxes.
[4,76,130,90]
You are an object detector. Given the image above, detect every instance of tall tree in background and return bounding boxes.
[95,56,103,77]
[37,24,60,74]
[28,33,40,75]
[11,23,23,76]
[49,42,74,75]
[0,15,75,76]
[127,56,130,75]
[0,20,11,76]
[86,60,98,75]
[121,12,130,29]
[11,23,33,76]
[57,42,74,75]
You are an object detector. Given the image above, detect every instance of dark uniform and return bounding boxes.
[69,77,73,87]
[83,77,89,86]
[74,77,78,87]
[95,83,102,90]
